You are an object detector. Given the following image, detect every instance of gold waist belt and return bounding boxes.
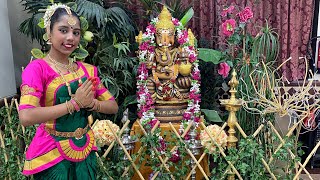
[45,125,89,140]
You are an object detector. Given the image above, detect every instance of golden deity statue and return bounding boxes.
[136,6,195,122]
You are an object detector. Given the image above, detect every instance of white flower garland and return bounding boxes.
[137,17,201,135]
[43,4,71,28]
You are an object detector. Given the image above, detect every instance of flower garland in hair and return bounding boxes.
[136,17,201,137]
[43,3,72,28]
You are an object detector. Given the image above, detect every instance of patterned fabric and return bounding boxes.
[128,0,314,81]
[19,59,115,176]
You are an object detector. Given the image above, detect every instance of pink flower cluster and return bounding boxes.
[222,19,236,37]
[221,5,235,17]
[172,18,180,26]
[237,7,253,23]
[139,41,155,53]
[221,6,254,37]
[177,30,188,44]
[218,62,231,79]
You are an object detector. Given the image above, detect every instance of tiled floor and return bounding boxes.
[300,174,320,179]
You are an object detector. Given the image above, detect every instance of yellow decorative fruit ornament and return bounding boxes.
[179,61,192,76]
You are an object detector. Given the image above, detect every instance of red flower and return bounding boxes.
[218,62,230,78]
[169,150,181,163]
[237,7,253,23]
[222,19,236,37]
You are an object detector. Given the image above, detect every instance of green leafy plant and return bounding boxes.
[0,103,36,180]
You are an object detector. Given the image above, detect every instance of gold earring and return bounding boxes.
[47,39,52,45]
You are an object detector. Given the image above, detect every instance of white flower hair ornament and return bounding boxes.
[43,4,76,29]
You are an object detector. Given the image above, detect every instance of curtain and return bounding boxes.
[129,0,315,81]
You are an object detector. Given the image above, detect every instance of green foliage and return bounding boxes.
[201,109,223,123]
[179,7,194,26]
[251,21,279,64]
[197,48,223,64]
[210,130,304,179]
[0,104,36,180]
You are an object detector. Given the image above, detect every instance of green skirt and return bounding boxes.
[33,151,97,180]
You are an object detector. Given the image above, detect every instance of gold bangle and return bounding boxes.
[65,100,73,114]
[72,97,84,108]
[96,101,101,112]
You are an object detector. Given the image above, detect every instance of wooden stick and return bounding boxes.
[170,123,209,180]
[268,122,312,178]
[106,120,145,180]
[102,120,130,158]
[261,158,277,180]
[95,152,114,180]
[200,122,243,180]
[185,152,206,179]
[4,98,16,140]
[151,121,194,179]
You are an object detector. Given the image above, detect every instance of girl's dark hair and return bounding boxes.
[50,8,81,31]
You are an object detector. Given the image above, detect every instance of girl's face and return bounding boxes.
[49,14,81,56]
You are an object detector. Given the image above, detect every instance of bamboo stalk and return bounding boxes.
[293,140,320,180]
[169,123,209,180]
[95,152,114,180]
[268,122,312,178]
[185,152,206,179]
[0,131,8,162]
[151,121,193,179]
[105,120,145,180]
[261,158,277,180]
[4,98,16,140]
[102,120,130,158]
[200,122,243,180]
[135,121,174,180]
[123,120,161,177]
[15,99,25,135]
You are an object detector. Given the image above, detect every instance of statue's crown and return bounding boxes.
[155,6,175,30]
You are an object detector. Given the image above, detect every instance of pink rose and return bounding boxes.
[222,19,236,37]
[237,7,253,23]
[218,62,230,78]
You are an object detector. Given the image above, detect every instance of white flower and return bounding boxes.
[43,4,71,28]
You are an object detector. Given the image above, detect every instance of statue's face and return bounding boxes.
[156,28,175,47]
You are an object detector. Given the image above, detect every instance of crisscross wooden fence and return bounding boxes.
[0,96,319,179]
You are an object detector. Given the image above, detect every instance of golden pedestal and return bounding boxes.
[130,120,209,179]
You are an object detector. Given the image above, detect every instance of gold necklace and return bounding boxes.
[47,55,83,97]
[48,54,73,71]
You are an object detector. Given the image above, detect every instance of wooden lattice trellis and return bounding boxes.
[1,94,320,179]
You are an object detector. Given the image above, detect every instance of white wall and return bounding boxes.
[7,0,40,88]
[0,0,16,98]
